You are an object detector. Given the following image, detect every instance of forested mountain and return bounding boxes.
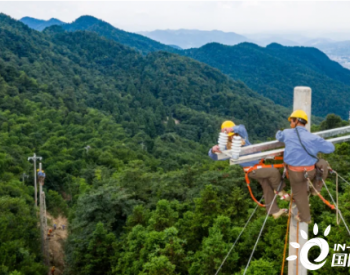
[20,16,65,31]
[59,15,179,55]
[1,14,290,143]
[0,13,291,273]
[246,34,300,47]
[139,29,247,49]
[184,42,350,118]
[2,13,350,275]
[309,40,350,69]
[24,15,350,119]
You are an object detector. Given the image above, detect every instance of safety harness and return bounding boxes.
[294,124,335,210]
[241,125,335,210]
[243,157,285,207]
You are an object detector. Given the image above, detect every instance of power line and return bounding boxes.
[334,172,350,186]
[322,179,350,236]
[214,197,263,275]
[243,193,279,275]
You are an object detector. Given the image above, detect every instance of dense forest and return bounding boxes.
[1,13,350,275]
[60,15,179,55]
[31,14,350,119]
[184,42,350,118]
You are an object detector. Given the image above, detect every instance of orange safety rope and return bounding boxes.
[246,182,266,207]
[280,193,294,275]
[296,214,299,275]
[307,178,335,210]
[244,159,285,208]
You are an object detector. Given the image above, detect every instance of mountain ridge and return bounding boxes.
[20,16,65,31]
[19,14,350,118]
[60,15,179,54]
[139,29,247,49]
[183,42,350,118]
[1,13,288,143]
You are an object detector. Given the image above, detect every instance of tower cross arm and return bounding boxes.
[229,134,350,165]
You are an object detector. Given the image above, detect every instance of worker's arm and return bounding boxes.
[316,136,335,154]
[276,130,285,142]
[233,125,248,139]
[208,147,230,161]
[208,148,219,160]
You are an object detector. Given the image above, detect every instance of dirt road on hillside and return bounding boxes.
[46,214,68,275]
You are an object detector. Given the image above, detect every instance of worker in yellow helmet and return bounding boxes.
[276,110,335,223]
[209,120,290,219]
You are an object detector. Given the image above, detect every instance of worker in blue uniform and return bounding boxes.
[276,110,335,224]
[209,121,289,219]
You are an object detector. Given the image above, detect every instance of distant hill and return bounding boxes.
[19,15,350,118]
[139,29,247,49]
[20,16,65,31]
[59,15,179,54]
[246,34,300,47]
[168,44,183,50]
[303,38,335,47]
[1,13,289,144]
[184,42,350,118]
[306,40,350,69]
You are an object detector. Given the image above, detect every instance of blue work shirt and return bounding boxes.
[208,125,260,168]
[276,126,335,166]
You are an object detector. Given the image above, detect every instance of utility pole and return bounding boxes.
[22,173,29,184]
[28,153,42,207]
[140,141,147,151]
[84,145,91,153]
[38,163,49,266]
[225,87,350,273]
[288,87,311,275]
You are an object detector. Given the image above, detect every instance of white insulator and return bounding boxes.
[218,132,229,151]
[231,135,242,159]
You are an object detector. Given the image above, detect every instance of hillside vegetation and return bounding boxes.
[61,15,179,55]
[1,13,350,275]
[32,15,350,119]
[184,42,350,118]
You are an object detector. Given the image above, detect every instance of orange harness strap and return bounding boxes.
[243,159,285,208]
[288,165,315,172]
[306,178,335,210]
[317,193,336,210]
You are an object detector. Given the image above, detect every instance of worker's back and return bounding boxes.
[276,126,335,166]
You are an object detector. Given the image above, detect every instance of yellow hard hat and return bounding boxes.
[221,120,235,136]
[288,110,308,123]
